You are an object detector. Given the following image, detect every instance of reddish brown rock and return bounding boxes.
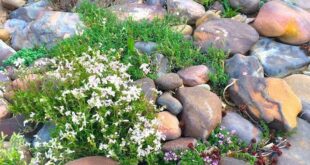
[0,99,11,120]
[162,137,197,152]
[194,19,259,54]
[11,74,41,91]
[65,156,118,165]
[177,65,209,87]
[253,1,310,45]
[176,86,222,139]
[229,76,302,131]
[157,111,181,140]
[0,115,25,138]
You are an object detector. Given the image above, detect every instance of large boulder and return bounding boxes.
[0,40,16,66]
[278,119,310,165]
[109,3,166,21]
[65,156,118,165]
[229,0,260,14]
[253,1,310,45]
[250,38,310,77]
[157,111,181,140]
[284,74,310,122]
[176,86,222,139]
[221,111,262,144]
[4,19,28,35]
[194,19,259,54]
[225,54,264,79]
[229,76,302,131]
[11,11,84,50]
[9,0,51,22]
[167,0,205,24]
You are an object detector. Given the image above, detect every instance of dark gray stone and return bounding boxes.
[157,92,183,115]
[221,111,262,144]
[33,121,55,146]
[225,54,264,79]
[250,38,310,77]
[152,53,169,77]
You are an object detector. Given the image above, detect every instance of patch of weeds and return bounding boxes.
[0,133,27,165]
[206,47,229,94]
[200,0,217,8]
[221,0,239,18]
[3,47,47,67]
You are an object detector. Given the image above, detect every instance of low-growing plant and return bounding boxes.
[221,0,239,18]
[206,47,229,94]
[0,133,27,165]
[10,48,164,164]
[48,2,209,80]
[3,47,47,68]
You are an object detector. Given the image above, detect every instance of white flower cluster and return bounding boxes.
[32,48,164,164]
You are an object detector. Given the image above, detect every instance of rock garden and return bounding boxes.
[0,0,309,164]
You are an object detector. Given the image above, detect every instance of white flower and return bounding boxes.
[139,63,150,74]
[14,58,25,68]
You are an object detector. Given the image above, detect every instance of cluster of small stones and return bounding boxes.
[0,0,310,164]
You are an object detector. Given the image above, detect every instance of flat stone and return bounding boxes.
[155,73,183,91]
[134,78,157,103]
[157,92,183,115]
[194,19,259,54]
[162,137,197,152]
[229,76,302,131]
[109,3,166,21]
[221,111,262,144]
[176,86,222,139]
[0,40,16,66]
[278,119,310,165]
[253,1,310,45]
[225,54,264,79]
[65,156,118,165]
[250,38,310,77]
[177,65,209,87]
[167,0,205,24]
[157,111,181,140]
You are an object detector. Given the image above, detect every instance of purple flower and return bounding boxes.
[212,160,219,165]
[164,151,178,161]
[218,133,224,139]
[203,156,212,163]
